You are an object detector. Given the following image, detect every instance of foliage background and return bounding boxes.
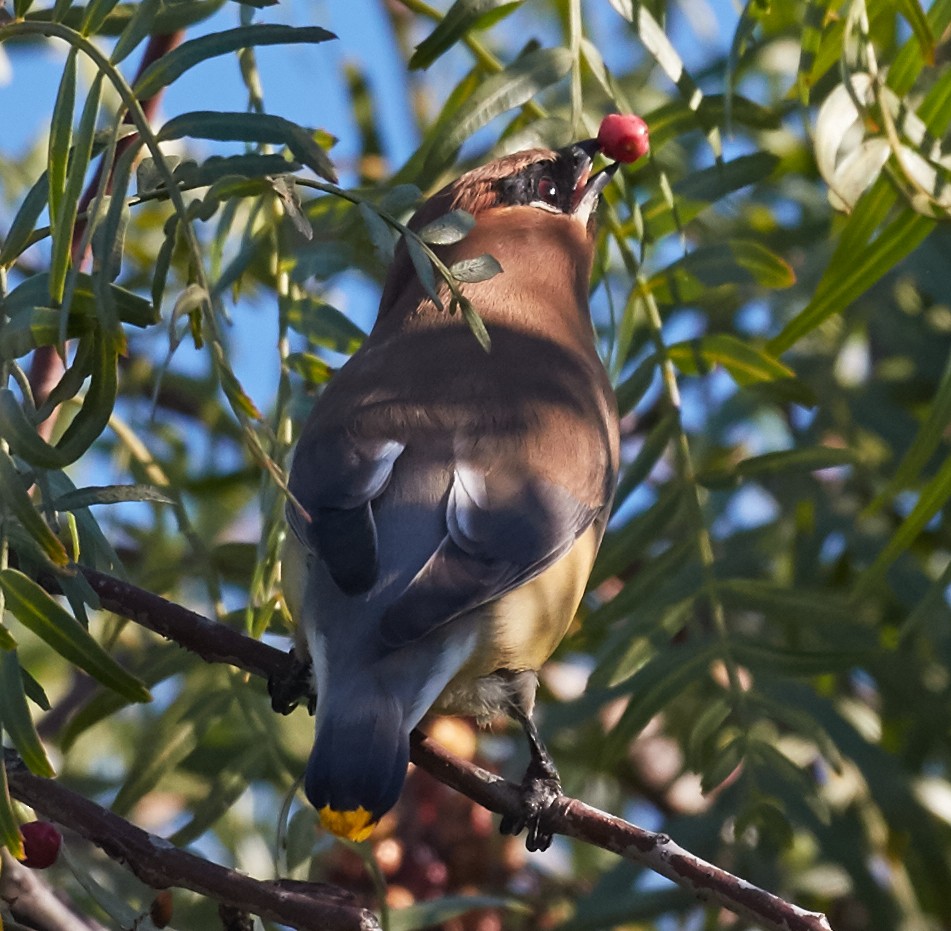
[1,0,951,929]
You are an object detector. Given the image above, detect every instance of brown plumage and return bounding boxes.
[282,139,620,849]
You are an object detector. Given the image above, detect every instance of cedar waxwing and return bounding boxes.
[282,137,621,851]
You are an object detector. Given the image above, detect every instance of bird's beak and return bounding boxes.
[568,138,619,224]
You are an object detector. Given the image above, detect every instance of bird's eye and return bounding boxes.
[537,177,559,207]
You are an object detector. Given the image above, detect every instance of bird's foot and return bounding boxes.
[268,648,316,715]
[499,761,562,852]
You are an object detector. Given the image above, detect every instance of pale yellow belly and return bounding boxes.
[433,524,598,715]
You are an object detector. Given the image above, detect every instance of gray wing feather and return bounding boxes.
[379,462,596,646]
[287,433,404,595]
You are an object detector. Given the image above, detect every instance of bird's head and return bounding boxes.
[441,138,618,230]
[378,139,619,321]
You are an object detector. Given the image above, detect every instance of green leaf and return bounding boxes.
[0,569,151,703]
[0,171,50,268]
[53,329,119,465]
[0,388,68,468]
[461,300,491,352]
[285,351,334,385]
[603,641,719,760]
[50,72,103,308]
[426,47,572,170]
[410,0,523,70]
[286,297,366,354]
[133,25,337,99]
[868,355,951,512]
[359,202,396,262]
[81,0,122,35]
[110,0,161,63]
[731,446,858,479]
[719,579,855,626]
[112,686,231,816]
[0,650,55,778]
[47,47,77,228]
[0,446,68,563]
[768,211,935,354]
[641,153,779,240]
[157,111,336,182]
[855,454,951,597]
[613,411,677,508]
[51,484,174,511]
[668,334,794,385]
[0,760,24,860]
[614,354,657,417]
[405,236,443,309]
[449,254,503,282]
[896,0,935,65]
[731,638,868,675]
[418,209,476,245]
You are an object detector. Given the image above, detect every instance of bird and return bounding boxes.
[281,136,621,851]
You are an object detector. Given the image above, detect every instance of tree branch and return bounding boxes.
[27,565,832,931]
[3,751,381,931]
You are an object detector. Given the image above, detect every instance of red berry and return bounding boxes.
[19,821,62,869]
[597,113,650,163]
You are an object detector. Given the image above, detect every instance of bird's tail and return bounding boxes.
[304,691,409,842]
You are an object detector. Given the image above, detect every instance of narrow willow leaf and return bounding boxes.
[0,624,15,650]
[35,337,94,422]
[0,279,155,360]
[592,484,685,587]
[896,0,935,65]
[418,209,476,245]
[110,0,161,63]
[719,579,854,626]
[732,446,857,478]
[685,695,732,770]
[461,301,491,352]
[286,297,366,354]
[134,25,337,99]
[668,334,794,385]
[731,638,868,675]
[285,351,334,385]
[158,110,336,181]
[0,390,66,468]
[613,411,678,508]
[0,172,50,268]
[869,356,951,512]
[641,153,779,240]
[0,762,24,860]
[603,641,719,760]
[52,484,174,511]
[54,331,119,465]
[614,353,657,417]
[48,48,77,228]
[768,211,934,354]
[112,688,232,815]
[449,254,503,282]
[81,0,122,35]
[0,569,151,703]
[427,47,572,170]
[410,0,523,70]
[359,202,396,262]
[49,72,103,306]
[856,455,951,597]
[0,650,55,777]
[0,446,68,562]
[405,237,443,309]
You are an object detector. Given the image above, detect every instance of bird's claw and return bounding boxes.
[268,649,316,716]
[499,771,562,852]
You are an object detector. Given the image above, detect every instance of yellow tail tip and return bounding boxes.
[318,805,377,842]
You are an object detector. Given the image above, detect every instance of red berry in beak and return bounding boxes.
[597,113,650,163]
